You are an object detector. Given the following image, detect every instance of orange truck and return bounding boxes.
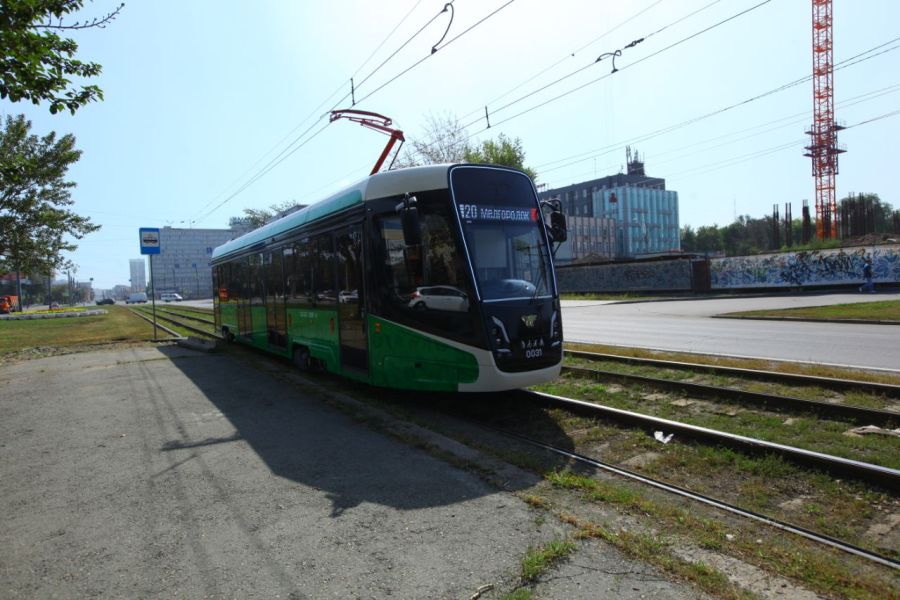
[0,295,20,314]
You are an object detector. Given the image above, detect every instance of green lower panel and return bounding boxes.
[217,304,479,391]
[219,303,237,333]
[287,307,339,371]
[368,316,479,392]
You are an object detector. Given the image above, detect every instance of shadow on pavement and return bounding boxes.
[157,346,574,516]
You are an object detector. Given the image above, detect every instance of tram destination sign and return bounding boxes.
[139,227,161,255]
[458,203,537,223]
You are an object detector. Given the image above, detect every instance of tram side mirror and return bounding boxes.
[396,194,422,246]
[550,209,567,242]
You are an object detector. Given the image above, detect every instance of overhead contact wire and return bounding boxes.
[354,0,518,107]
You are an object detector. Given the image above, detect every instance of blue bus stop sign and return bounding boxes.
[139,228,161,255]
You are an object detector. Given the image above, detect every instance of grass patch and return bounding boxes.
[0,305,159,355]
[722,299,900,322]
[537,375,900,469]
[499,590,533,600]
[521,539,576,582]
[565,342,900,386]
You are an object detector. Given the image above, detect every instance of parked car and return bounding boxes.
[338,289,358,303]
[161,293,183,302]
[96,298,115,305]
[126,293,148,304]
[408,286,469,312]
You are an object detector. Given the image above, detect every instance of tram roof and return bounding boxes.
[210,164,453,262]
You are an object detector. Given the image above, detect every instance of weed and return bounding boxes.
[521,539,576,582]
[499,589,533,600]
[521,494,551,510]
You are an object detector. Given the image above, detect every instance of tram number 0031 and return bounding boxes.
[525,348,543,359]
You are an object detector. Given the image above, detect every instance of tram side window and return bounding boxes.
[336,229,362,307]
[265,250,284,300]
[284,242,313,307]
[227,259,242,300]
[247,253,264,303]
[313,233,336,305]
[216,264,231,303]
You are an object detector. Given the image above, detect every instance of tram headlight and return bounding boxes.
[550,310,561,340]
[490,316,511,350]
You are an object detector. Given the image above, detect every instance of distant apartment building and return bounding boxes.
[538,148,680,262]
[152,227,240,299]
[129,259,146,292]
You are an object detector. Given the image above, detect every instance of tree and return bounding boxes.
[0,114,99,278]
[680,225,696,251]
[229,200,306,232]
[396,112,538,179]
[463,133,537,180]
[395,112,469,167]
[0,0,124,114]
[694,225,724,254]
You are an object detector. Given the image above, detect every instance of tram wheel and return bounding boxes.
[293,346,311,371]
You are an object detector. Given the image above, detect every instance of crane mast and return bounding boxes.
[803,0,845,240]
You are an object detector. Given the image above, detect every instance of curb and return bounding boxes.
[0,309,107,320]
[712,315,900,326]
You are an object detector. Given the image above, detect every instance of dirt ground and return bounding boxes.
[0,344,704,599]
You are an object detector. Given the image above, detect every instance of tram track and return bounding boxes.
[509,389,900,491]
[565,349,900,398]
[157,307,215,326]
[481,417,900,570]
[132,307,219,340]
[561,364,900,427]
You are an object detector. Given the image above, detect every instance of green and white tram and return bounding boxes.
[211,163,566,392]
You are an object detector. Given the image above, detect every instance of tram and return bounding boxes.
[211,163,567,392]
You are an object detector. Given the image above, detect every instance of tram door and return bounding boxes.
[264,250,287,347]
[336,224,368,372]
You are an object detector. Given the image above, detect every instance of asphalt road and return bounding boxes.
[0,345,703,599]
[562,291,900,371]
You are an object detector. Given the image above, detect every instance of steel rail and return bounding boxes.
[561,365,900,427]
[486,423,900,570]
[132,308,219,340]
[127,309,183,339]
[565,349,900,397]
[158,307,215,325]
[512,389,900,491]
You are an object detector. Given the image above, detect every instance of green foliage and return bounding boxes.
[838,192,898,233]
[463,133,537,180]
[683,193,898,257]
[228,200,306,232]
[0,0,123,114]
[396,112,538,180]
[521,539,575,581]
[0,114,99,276]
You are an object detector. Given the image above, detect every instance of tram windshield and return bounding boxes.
[452,167,554,302]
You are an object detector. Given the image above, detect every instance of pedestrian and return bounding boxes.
[860,257,875,293]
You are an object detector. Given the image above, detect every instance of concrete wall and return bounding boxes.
[553,244,900,293]
[710,245,900,289]
[556,259,693,293]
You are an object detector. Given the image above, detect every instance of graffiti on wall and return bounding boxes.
[557,260,693,292]
[710,245,900,289]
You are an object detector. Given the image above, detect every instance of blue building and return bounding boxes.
[538,149,680,262]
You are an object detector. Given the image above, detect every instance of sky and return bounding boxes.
[3,0,899,289]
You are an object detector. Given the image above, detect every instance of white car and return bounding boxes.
[161,293,183,302]
[408,286,469,312]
